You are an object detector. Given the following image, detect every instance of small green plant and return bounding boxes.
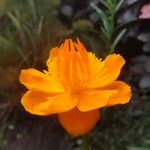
[0,0,60,66]
[90,0,126,52]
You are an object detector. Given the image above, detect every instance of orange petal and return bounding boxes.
[104,54,125,81]
[21,90,52,115]
[87,54,125,88]
[77,90,117,112]
[47,55,59,78]
[20,69,65,93]
[49,47,60,58]
[21,90,78,115]
[106,81,132,106]
[58,108,100,137]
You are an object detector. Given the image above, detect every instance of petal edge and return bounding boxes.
[58,108,100,137]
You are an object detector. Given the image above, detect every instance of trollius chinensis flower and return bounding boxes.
[19,39,132,137]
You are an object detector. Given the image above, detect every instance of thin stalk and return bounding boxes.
[82,135,90,150]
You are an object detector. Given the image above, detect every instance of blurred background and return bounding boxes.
[0,0,150,150]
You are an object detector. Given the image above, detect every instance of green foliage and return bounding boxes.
[127,140,150,150]
[0,0,60,66]
[90,0,127,52]
[73,20,94,32]
[0,0,5,13]
[127,146,149,150]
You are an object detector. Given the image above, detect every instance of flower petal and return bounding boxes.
[106,81,132,106]
[21,90,53,115]
[21,90,78,115]
[58,108,100,137]
[49,47,60,58]
[20,69,65,93]
[87,54,125,88]
[47,47,60,76]
[104,54,125,81]
[77,90,117,112]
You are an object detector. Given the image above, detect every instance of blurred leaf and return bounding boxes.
[126,0,140,5]
[116,0,124,11]
[0,35,18,57]
[127,146,149,150]
[37,18,43,37]
[91,3,108,20]
[0,35,11,46]
[111,28,126,52]
[138,33,150,42]
[48,0,60,7]
[73,20,94,32]
[1,0,61,66]
[0,0,6,13]
[7,12,22,32]
[144,140,150,145]
[27,0,37,23]
[99,0,109,8]
[113,19,140,38]
[0,35,30,65]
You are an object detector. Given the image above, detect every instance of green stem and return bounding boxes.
[82,135,90,150]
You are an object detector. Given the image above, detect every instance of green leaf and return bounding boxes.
[127,146,150,150]
[90,3,107,19]
[27,0,37,23]
[116,0,124,11]
[7,12,22,31]
[37,18,43,37]
[111,28,127,52]
[99,0,109,8]
[0,0,6,13]
[114,19,139,34]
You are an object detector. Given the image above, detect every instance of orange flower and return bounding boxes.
[19,39,132,137]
